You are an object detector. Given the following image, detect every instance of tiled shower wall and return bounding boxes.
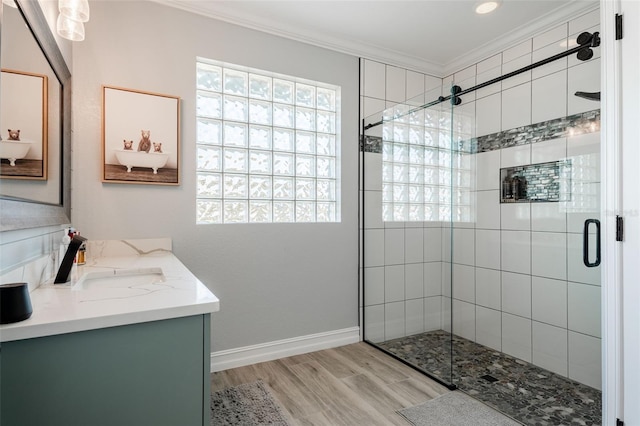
[361,7,602,390]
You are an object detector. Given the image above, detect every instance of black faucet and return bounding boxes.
[54,235,87,284]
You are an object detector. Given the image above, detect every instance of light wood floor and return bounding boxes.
[210,342,450,426]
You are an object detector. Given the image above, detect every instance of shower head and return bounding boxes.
[574,91,601,102]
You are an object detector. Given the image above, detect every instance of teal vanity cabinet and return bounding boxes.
[0,314,211,426]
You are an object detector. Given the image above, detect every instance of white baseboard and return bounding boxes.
[210,326,360,372]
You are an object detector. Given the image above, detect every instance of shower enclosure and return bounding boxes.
[361,26,603,426]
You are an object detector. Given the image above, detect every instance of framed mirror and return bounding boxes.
[0,0,71,231]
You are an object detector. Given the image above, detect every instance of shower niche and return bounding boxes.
[500,160,571,203]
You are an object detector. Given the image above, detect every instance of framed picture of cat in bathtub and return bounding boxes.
[102,85,180,185]
[0,69,48,180]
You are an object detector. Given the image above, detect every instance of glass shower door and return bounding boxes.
[361,84,455,388]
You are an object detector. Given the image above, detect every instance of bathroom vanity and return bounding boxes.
[0,239,219,426]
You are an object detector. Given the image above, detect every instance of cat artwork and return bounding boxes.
[8,129,20,141]
[152,142,162,153]
[137,130,151,153]
[123,140,134,150]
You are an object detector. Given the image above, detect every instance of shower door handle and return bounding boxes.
[583,219,601,267]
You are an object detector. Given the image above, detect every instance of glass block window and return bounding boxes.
[196,59,340,224]
[381,102,473,223]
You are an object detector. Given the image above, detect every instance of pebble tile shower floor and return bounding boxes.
[377,330,601,426]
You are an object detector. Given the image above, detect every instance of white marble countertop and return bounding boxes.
[0,239,219,342]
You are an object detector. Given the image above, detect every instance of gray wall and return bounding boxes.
[70,1,360,352]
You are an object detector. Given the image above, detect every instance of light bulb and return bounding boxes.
[57,13,85,41]
[58,0,90,22]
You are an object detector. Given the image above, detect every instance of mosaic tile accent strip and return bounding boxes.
[377,330,602,426]
[361,135,382,153]
[361,109,600,154]
[500,160,572,203]
[475,109,600,154]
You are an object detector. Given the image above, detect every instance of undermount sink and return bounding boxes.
[72,267,165,291]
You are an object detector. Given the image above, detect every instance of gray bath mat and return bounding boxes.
[398,391,522,426]
[211,380,290,425]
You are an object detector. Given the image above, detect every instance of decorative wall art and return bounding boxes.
[0,69,48,180]
[102,86,180,185]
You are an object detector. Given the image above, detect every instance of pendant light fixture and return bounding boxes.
[56,0,90,42]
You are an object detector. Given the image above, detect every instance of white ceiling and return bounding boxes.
[154,0,599,76]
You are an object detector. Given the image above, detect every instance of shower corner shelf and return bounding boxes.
[499,160,570,204]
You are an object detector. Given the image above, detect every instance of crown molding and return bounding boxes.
[151,0,598,78]
[151,0,444,76]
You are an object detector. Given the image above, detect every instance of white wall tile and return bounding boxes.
[566,183,600,234]
[501,203,531,231]
[424,228,442,261]
[532,43,568,80]
[386,65,406,103]
[363,60,385,99]
[426,75,441,92]
[476,306,502,351]
[453,299,476,341]
[405,299,424,336]
[502,55,532,90]
[364,267,385,306]
[364,190,383,229]
[442,296,452,333]
[385,302,405,340]
[532,276,568,328]
[405,263,424,300]
[476,93,501,137]
[476,190,500,229]
[531,203,567,232]
[568,282,601,337]
[532,70,568,124]
[568,331,602,390]
[533,23,568,50]
[567,132,601,183]
[405,228,423,264]
[425,296,442,331]
[531,232,567,280]
[503,39,533,63]
[502,271,532,318]
[364,305,385,343]
[476,54,502,99]
[567,58,600,116]
[475,229,501,270]
[385,265,404,303]
[424,262,442,297]
[442,227,452,263]
[501,231,531,274]
[442,262,452,297]
[385,228,405,265]
[363,97,387,125]
[533,321,568,376]
[364,229,384,267]
[453,228,475,266]
[476,267,501,310]
[453,264,475,303]
[502,83,532,130]
[567,233,601,285]
[502,313,532,362]
[476,151,501,190]
[406,70,425,102]
[364,152,382,190]
[531,137,567,164]
[501,144,531,168]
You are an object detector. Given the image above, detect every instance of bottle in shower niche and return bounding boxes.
[502,176,513,200]
[511,176,521,201]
